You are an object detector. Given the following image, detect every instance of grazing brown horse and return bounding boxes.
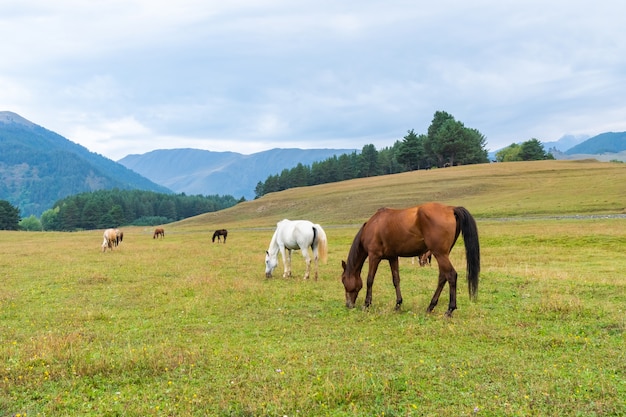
[102,228,117,252]
[341,202,480,316]
[153,228,165,239]
[212,229,228,243]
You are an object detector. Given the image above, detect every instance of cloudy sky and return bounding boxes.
[2,1,625,160]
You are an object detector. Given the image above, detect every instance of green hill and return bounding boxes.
[177,159,626,229]
[566,131,626,154]
[0,111,171,217]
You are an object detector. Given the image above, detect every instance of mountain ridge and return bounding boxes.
[0,111,171,217]
[2,110,625,218]
[565,132,626,155]
[118,147,357,200]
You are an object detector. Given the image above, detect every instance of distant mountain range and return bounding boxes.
[118,147,356,200]
[0,111,170,217]
[541,134,590,152]
[564,132,626,155]
[1,110,624,218]
[488,133,626,161]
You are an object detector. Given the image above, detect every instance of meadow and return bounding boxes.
[1,160,625,416]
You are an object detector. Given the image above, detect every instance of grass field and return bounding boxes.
[1,160,625,416]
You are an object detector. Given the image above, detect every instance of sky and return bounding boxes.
[2,1,626,161]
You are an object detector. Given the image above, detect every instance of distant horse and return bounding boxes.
[411,250,432,266]
[341,202,480,316]
[265,219,328,280]
[114,229,124,246]
[153,228,165,239]
[212,229,228,243]
[102,228,117,252]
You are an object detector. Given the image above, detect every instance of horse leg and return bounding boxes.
[389,257,403,310]
[364,257,382,308]
[283,249,293,278]
[301,248,311,280]
[427,255,458,316]
[312,244,321,281]
[446,268,459,316]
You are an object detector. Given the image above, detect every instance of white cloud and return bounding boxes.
[1,0,626,159]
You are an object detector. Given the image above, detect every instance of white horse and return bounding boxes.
[265,219,328,280]
[102,228,117,252]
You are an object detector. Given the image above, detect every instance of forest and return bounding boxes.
[255,111,490,197]
[34,189,242,231]
[254,111,555,198]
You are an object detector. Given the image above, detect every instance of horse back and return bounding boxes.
[362,203,457,257]
[275,219,315,250]
[416,203,459,253]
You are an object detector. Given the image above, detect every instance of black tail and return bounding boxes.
[454,207,480,300]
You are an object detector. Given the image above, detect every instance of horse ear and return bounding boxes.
[341,260,347,271]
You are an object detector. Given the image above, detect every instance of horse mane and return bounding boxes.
[345,222,366,272]
[266,226,280,255]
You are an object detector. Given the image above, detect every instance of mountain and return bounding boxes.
[118,147,357,200]
[542,134,589,152]
[565,132,626,155]
[0,111,171,217]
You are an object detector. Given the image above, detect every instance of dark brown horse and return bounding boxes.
[341,202,480,316]
[212,229,228,243]
[153,228,165,239]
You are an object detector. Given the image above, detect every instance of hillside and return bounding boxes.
[0,111,171,217]
[118,147,356,200]
[565,131,626,154]
[176,159,626,229]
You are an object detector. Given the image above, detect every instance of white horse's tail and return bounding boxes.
[313,224,328,264]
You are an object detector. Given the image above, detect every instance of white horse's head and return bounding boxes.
[265,250,278,278]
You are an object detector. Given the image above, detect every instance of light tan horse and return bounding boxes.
[102,228,117,252]
[114,229,124,246]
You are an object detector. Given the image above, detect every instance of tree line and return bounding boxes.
[255,111,490,198]
[495,138,555,162]
[3,190,242,231]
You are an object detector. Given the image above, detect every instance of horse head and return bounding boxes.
[341,260,363,308]
[265,250,278,278]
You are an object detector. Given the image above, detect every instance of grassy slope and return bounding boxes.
[1,160,625,416]
[185,159,626,229]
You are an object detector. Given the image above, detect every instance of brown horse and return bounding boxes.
[212,229,228,243]
[341,202,480,316]
[153,228,165,239]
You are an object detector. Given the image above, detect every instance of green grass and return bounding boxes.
[1,160,626,416]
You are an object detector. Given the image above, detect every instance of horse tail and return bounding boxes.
[313,224,328,264]
[453,207,480,301]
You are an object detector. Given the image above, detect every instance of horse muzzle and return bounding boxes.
[345,292,357,308]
